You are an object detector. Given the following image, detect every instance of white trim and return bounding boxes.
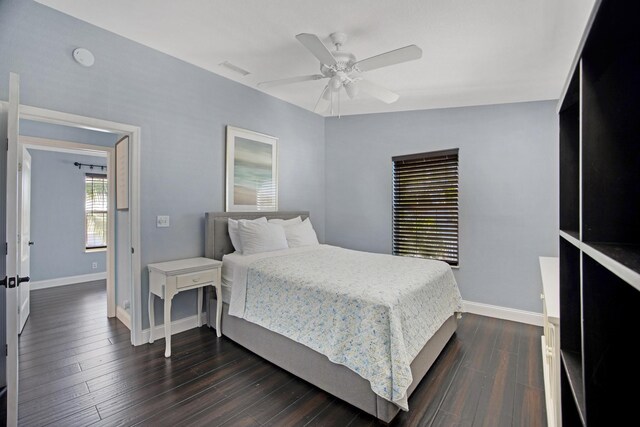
[462,299,543,326]
[2,101,143,346]
[140,313,208,344]
[116,305,132,330]
[30,272,107,290]
[20,135,108,157]
[130,126,142,345]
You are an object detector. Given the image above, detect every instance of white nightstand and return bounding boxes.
[148,257,223,357]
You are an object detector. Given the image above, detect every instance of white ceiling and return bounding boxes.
[36,0,595,116]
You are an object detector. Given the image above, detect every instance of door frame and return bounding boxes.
[18,146,31,334]
[1,101,144,346]
[20,136,115,318]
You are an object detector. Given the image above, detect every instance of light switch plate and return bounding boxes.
[157,215,170,228]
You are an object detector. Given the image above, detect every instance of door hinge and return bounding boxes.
[5,242,7,255]
[6,138,8,151]
[18,162,22,172]
[131,247,134,254]
[5,344,7,356]
[8,277,16,288]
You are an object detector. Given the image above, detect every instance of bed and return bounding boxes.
[204,211,462,423]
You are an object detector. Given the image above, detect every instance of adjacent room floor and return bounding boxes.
[18,282,546,426]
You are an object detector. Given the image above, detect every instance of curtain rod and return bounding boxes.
[74,161,106,171]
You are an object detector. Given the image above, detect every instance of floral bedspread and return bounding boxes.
[230,245,462,410]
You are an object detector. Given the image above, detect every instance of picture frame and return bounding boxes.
[225,126,278,212]
[115,135,129,210]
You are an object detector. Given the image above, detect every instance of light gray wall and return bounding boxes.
[0,0,326,327]
[325,101,559,313]
[28,149,107,281]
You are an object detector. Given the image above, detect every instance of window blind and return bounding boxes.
[392,148,459,266]
[85,173,108,249]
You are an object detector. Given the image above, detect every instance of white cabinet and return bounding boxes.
[540,256,561,427]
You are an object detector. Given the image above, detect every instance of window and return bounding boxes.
[85,174,108,249]
[392,148,459,266]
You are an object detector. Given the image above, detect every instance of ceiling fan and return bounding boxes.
[257,32,422,114]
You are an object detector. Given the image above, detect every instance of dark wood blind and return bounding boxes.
[392,148,459,266]
[85,173,108,249]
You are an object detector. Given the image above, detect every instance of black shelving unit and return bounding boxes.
[557,0,640,425]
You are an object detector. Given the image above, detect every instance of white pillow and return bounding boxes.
[268,216,302,225]
[228,217,267,253]
[283,218,319,248]
[238,221,289,255]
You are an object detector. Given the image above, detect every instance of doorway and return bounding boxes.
[19,130,117,324]
[2,73,142,425]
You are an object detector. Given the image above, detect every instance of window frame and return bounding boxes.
[84,172,108,251]
[392,148,460,267]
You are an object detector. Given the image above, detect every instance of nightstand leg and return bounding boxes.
[164,295,172,358]
[148,292,155,344]
[216,284,222,337]
[197,287,203,327]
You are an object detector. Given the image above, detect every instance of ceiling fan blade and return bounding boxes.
[257,74,326,89]
[314,85,331,113]
[354,45,422,72]
[358,79,400,104]
[296,33,338,66]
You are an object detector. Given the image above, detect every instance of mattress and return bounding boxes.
[220,244,462,411]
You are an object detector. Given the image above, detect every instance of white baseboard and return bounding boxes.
[116,306,131,330]
[462,300,543,326]
[30,272,107,290]
[140,313,208,345]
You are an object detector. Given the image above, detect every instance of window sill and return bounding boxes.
[86,247,107,253]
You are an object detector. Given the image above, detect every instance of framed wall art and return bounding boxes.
[225,126,278,211]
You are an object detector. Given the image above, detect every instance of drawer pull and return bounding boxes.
[192,277,200,283]
[540,293,545,300]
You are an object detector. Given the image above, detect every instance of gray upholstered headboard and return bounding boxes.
[205,211,310,260]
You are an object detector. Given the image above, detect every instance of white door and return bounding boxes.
[4,72,21,426]
[18,147,31,334]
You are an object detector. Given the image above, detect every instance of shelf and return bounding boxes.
[557,1,640,424]
[559,229,580,248]
[561,350,586,425]
[581,242,640,292]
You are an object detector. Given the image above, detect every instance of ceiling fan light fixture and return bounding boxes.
[345,81,359,99]
[330,75,342,91]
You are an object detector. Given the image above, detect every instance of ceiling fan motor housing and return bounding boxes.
[320,51,356,77]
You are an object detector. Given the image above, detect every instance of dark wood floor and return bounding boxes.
[19,281,546,426]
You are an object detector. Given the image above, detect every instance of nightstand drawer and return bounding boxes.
[176,270,215,289]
